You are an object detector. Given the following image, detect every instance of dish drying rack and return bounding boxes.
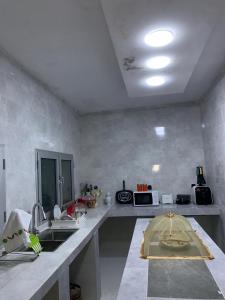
[0,247,39,262]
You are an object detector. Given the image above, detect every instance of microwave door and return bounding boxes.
[134,193,153,206]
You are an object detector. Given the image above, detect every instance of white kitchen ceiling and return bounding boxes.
[0,0,225,114]
[101,0,221,98]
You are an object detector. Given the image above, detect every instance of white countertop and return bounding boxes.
[0,203,111,300]
[117,218,225,300]
[0,202,222,300]
[109,203,221,217]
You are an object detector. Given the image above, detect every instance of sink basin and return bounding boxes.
[18,228,78,252]
[38,240,64,252]
[19,240,64,252]
[38,228,78,241]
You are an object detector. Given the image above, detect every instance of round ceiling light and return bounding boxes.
[146,76,166,87]
[144,30,174,47]
[146,56,171,69]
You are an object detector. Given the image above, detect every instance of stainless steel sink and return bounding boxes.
[38,228,78,241]
[37,240,64,252]
[37,228,78,251]
[18,228,78,252]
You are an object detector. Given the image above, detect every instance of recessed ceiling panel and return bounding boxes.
[101,0,223,98]
[0,1,225,113]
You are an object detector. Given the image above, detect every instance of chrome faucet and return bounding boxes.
[31,203,46,234]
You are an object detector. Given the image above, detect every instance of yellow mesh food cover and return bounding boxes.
[140,213,214,260]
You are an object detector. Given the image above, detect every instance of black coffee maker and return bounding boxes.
[192,166,213,205]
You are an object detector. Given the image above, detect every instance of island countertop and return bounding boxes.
[117,218,225,300]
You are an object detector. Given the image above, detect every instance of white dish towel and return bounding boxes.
[2,209,32,253]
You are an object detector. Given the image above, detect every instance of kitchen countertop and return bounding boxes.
[0,202,222,300]
[109,203,221,217]
[117,218,225,300]
[0,203,112,300]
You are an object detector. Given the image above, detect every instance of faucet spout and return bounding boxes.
[31,203,46,234]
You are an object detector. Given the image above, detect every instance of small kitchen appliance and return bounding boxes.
[176,194,191,205]
[192,186,213,205]
[115,180,133,204]
[192,166,213,205]
[161,194,173,204]
[133,190,159,206]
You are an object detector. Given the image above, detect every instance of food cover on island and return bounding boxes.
[140,212,214,260]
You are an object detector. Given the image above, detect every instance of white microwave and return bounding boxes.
[133,191,159,206]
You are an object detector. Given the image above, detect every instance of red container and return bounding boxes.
[67,203,75,216]
[137,184,148,191]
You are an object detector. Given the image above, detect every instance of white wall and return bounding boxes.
[79,104,205,200]
[201,73,225,250]
[1,48,219,254]
[0,53,80,214]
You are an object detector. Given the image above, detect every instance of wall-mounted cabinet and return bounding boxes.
[36,149,75,213]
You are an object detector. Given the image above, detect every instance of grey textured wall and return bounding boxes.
[79,105,205,200]
[0,53,80,214]
[201,74,225,250]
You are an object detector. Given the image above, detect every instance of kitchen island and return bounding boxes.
[117,218,225,300]
[0,203,222,300]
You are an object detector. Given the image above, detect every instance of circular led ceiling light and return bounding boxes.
[144,30,174,47]
[146,76,166,87]
[146,56,171,69]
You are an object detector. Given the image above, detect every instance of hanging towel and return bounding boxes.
[2,209,32,253]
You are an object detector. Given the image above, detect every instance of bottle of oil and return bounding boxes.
[196,166,206,186]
